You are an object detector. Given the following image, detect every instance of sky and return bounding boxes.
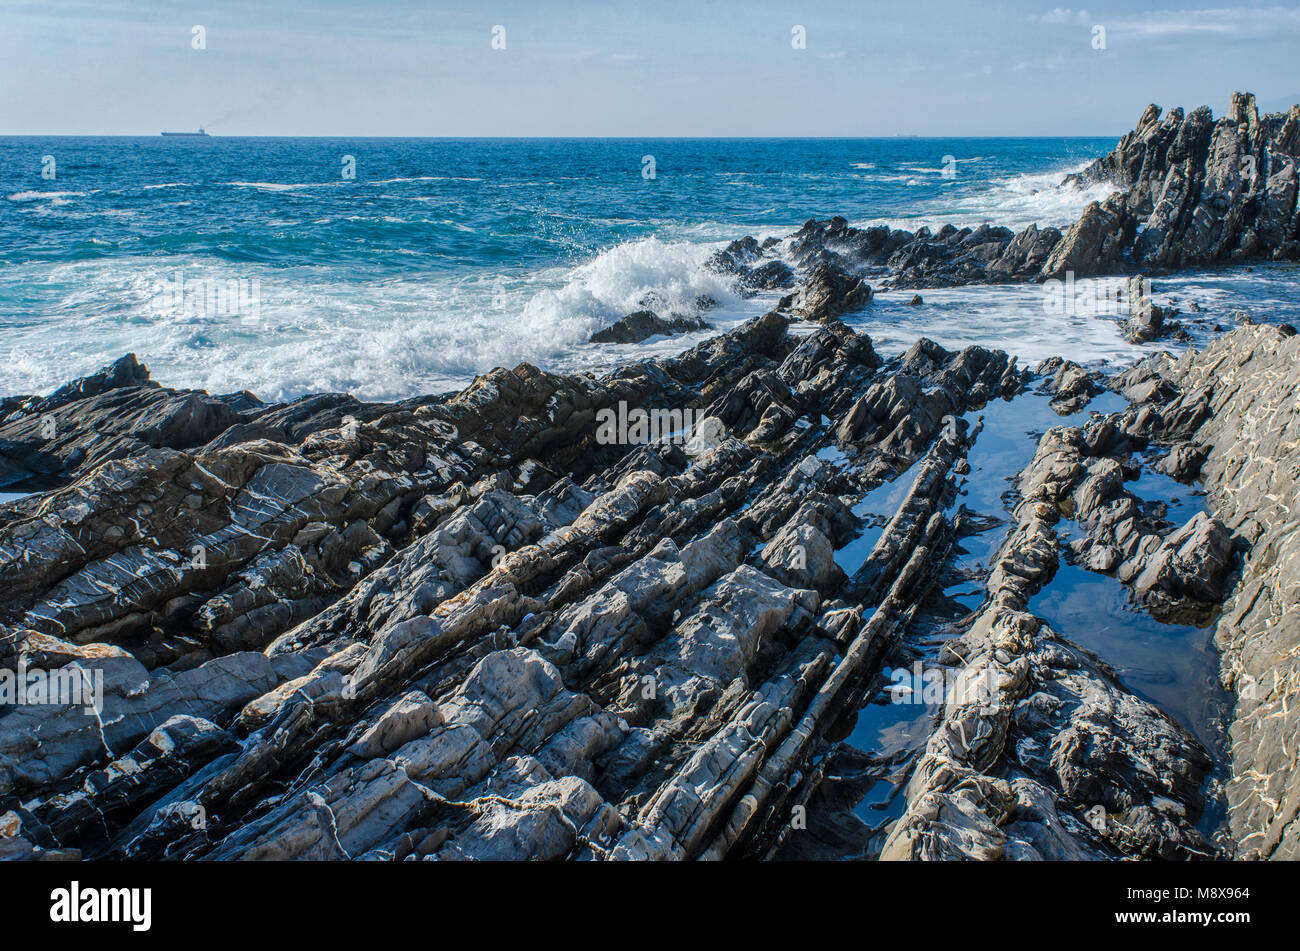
[2,1,1299,136]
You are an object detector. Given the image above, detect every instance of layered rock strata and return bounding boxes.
[3,316,1293,862]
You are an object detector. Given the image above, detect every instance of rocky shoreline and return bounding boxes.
[590,92,1300,347]
[1,95,1299,862]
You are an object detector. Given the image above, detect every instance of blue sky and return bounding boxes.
[3,1,1299,135]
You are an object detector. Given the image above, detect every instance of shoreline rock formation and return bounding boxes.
[1,309,1295,861]
[2,93,1299,862]
[1119,325,1300,859]
[685,93,1299,344]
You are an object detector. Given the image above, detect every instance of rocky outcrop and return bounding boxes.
[865,367,1257,860]
[778,261,872,322]
[0,354,241,489]
[1008,415,1236,623]
[0,315,1050,862]
[1074,94,1300,269]
[0,355,430,493]
[1039,194,1135,280]
[590,310,710,344]
[692,93,1297,332]
[880,490,1215,860]
[6,102,1300,859]
[1122,275,1168,342]
[1037,357,1099,414]
[2,315,1294,862]
[1117,325,1300,859]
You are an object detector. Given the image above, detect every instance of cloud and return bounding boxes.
[1115,6,1300,38]
[1031,8,1092,24]
[1033,6,1300,39]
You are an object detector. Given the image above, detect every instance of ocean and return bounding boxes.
[3,135,1297,401]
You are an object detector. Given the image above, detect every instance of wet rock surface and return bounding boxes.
[3,311,1294,862]
[0,316,1021,861]
[1118,325,1300,859]
[589,311,711,345]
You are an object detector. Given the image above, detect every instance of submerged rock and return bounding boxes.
[590,310,711,344]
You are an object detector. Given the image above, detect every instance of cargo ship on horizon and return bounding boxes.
[160,128,209,137]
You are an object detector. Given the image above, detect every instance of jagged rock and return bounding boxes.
[1041,195,1134,279]
[1154,443,1208,482]
[989,225,1064,282]
[1123,275,1167,342]
[1130,511,1234,608]
[1037,357,1098,414]
[0,356,242,488]
[0,651,280,799]
[39,353,156,405]
[781,261,873,322]
[0,309,1015,862]
[590,311,711,344]
[881,442,1214,861]
[21,715,239,852]
[1123,325,1300,858]
[737,260,796,292]
[704,237,763,275]
[0,288,1292,864]
[687,94,1297,326]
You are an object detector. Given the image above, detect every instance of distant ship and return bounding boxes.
[161,128,209,137]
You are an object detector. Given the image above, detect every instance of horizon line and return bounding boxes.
[0,132,1127,140]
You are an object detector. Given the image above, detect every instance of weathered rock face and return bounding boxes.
[778,261,873,322]
[0,313,1047,862]
[2,316,1295,862]
[1118,325,1300,859]
[858,381,1246,861]
[1074,93,1300,269]
[0,354,427,493]
[7,129,1300,864]
[1036,357,1099,414]
[1040,194,1136,280]
[879,502,1216,860]
[1122,275,1168,342]
[0,354,240,489]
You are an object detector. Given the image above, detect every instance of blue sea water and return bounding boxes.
[2,135,1297,400]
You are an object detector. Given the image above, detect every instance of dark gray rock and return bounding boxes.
[590,310,710,344]
[737,260,796,293]
[1123,275,1167,342]
[0,275,1292,864]
[781,261,873,322]
[0,356,243,488]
